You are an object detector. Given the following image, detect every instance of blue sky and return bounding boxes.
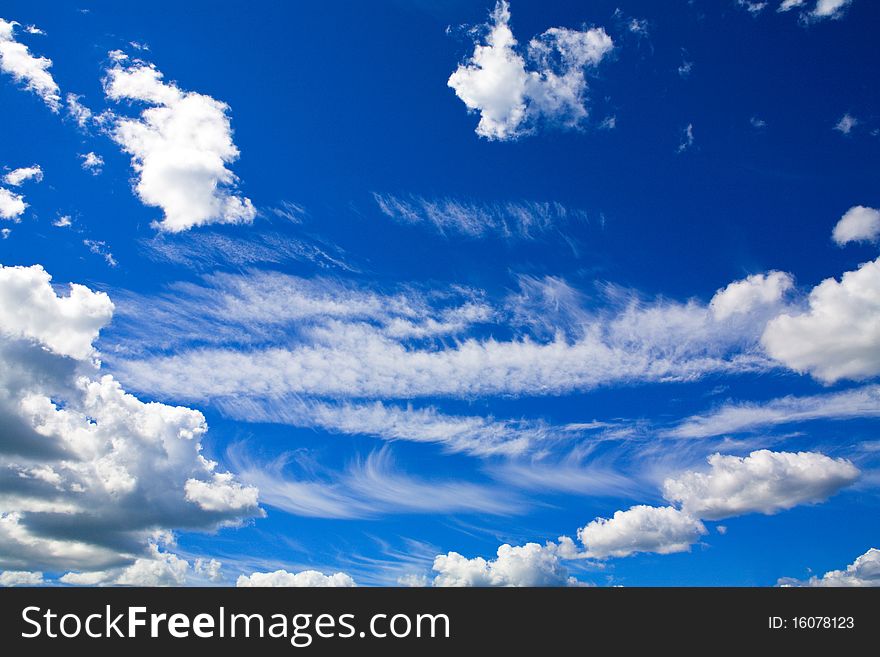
[0,0,878,587]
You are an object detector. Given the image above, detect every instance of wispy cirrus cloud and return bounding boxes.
[373,193,590,239]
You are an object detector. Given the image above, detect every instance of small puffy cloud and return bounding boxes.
[577,505,707,559]
[779,0,807,10]
[0,186,26,221]
[832,206,880,245]
[236,569,356,587]
[103,54,255,231]
[834,113,858,134]
[66,93,93,128]
[663,450,859,520]
[812,0,853,19]
[0,19,60,111]
[762,257,880,382]
[79,152,104,175]
[194,558,223,582]
[53,215,72,228]
[738,1,769,15]
[0,570,44,586]
[780,548,880,587]
[448,1,613,140]
[3,165,43,187]
[432,540,578,586]
[710,271,793,321]
[0,263,113,360]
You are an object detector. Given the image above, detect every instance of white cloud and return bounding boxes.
[236,569,356,587]
[738,1,769,15]
[812,0,853,19]
[3,165,43,187]
[112,270,782,402]
[0,570,44,586]
[678,60,693,77]
[0,264,261,573]
[103,54,255,232]
[834,113,858,134]
[0,264,113,360]
[662,450,859,520]
[832,206,880,245]
[66,93,93,128]
[762,256,880,382]
[218,397,548,457]
[79,152,104,175]
[0,186,26,221]
[433,540,579,586]
[0,19,60,111]
[710,271,793,321]
[779,548,880,587]
[60,544,222,586]
[577,505,706,558]
[231,447,519,519]
[448,1,613,140]
[666,384,880,438]
[1,228,10,239]
[373,193,588,239]
[779,0,807,11]
[53,215,72,228]
[83,239,118,267]
[677,123,694,153]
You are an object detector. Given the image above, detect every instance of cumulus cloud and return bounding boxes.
[236,569,356,587]
[0,264,261,574]
[677,123,694,153]
[432,540,579,586]
[80,152,104,175]
[662,450,859,520]
[0,570,44,586]
[0,186,26,221]
[61,545,227,586]
[102,53,255,231]
[3,165,43,187]
[577,505,706,558]
[762,257,880,382]
[832,206,880,245]
[448,1,613,140]
[779,548,880,587]
[0,19,60,111]
[710,271,793,321]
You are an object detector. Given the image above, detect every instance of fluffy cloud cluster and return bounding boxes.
[762,257,880,382]
[0,569,44,586]
[662,450,860,520]
[832,206,880,245]
[448,1,613,140]
[103,53,255,232]
[0,264,260,576]
[0,19,60,111]
[710,271,793,321]
[578,505,706,559]
[432,540,579,587]
[779,548,880,587]
[778,0,853,20]
[577,450,856,559]
[236,569,356,587]
[0,162,42,223]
